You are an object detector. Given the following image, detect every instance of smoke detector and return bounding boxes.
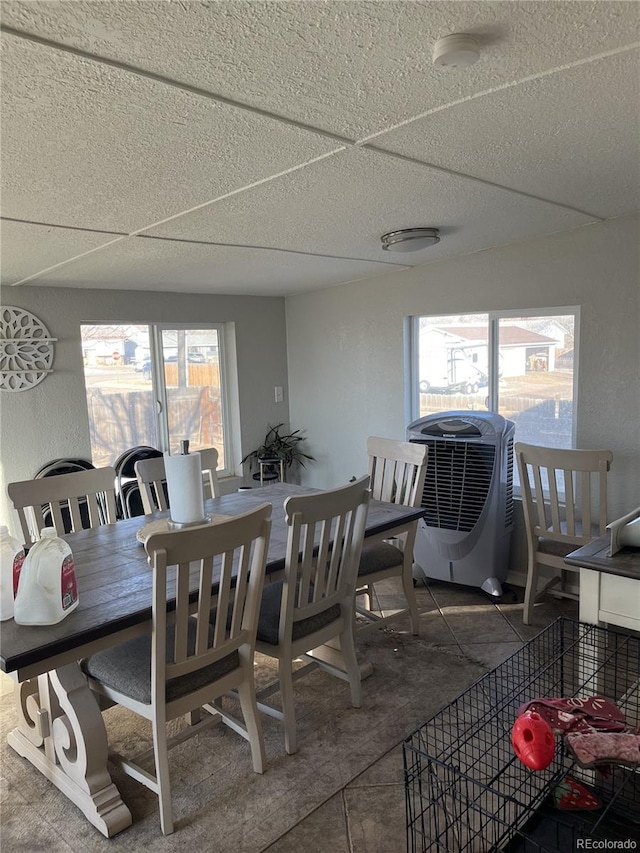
[433,34,480,69]
[380,228,440,253]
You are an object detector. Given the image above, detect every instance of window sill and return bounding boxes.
[217,474,244,495]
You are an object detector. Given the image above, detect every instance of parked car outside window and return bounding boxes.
[165,352,206,363]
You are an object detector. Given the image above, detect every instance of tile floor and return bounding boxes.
[0,577,579,852]
[263,578,579,852]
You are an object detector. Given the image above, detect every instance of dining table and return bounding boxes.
[0,482,425,838]
[564,534,640,632]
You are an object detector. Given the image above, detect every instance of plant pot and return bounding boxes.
[252,471,279,482]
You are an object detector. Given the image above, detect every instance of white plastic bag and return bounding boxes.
[0,525,25,621]
[14,527,79,626]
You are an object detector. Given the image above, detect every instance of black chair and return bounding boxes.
[34,457,96,532]
[113,445,163,519]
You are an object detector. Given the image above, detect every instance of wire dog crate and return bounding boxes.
[404,618,640,852]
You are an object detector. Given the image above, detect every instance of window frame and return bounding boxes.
[81,321,234,477]
[409,306,580,448]
[150,323,233,477]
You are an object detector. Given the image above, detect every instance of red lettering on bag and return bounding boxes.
[13,552,25,598]
[60,555,78,610]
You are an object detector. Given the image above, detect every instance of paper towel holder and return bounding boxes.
[167,515,211,531]
[166,441,212,530]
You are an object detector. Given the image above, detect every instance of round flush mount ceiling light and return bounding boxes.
[433,33,480,69]
[380,228,441,253]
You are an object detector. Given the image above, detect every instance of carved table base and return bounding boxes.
[8,663,132,837]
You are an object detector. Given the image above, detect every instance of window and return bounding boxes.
[80,324,231,472]
[411,309,577,449]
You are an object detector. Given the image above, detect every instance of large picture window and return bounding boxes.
[80,324,230,472]
[412,309,577,450]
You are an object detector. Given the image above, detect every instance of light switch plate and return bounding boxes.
[275,386,284,403]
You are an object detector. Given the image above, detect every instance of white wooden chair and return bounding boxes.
[355,437,428,635]
[516,442,613,625]
[82,503,272,835]
[255,476,370,755]
[8,466,118,546]
[135,447,220,515]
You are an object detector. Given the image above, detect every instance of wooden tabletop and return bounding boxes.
[565,534,640,580]
[1,483,424,676]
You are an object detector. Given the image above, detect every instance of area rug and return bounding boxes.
[0,619,486,852]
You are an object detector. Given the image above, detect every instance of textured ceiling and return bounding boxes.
[1,1,639,296]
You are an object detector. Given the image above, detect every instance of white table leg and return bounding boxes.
[576,568,603,694]
[7,663,132,838]
[579,568,602,625]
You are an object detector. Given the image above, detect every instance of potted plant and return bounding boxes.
[241,424,315,482]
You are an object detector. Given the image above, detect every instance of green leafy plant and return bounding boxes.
[241,423,315,473]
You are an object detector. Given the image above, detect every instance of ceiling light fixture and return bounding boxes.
[433,33,480,69]
[380,228,441,253]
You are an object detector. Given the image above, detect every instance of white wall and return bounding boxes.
[285,215,640,531]
[2,216,638,569]
[0,286,289,535]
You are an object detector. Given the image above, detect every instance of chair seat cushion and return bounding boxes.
[82,619,239,705]
[257,580,341,646]
[358,542,402,578]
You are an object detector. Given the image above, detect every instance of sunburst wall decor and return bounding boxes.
[0,306,56,392]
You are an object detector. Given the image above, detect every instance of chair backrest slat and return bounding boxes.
[515,443,612,546]
[213,550,234,647]
[196,556,214,654]
[145,504,271,707]
[367,437,428,509]
[68,496,84,532]
[174,563,191,663]
[581,470,592,534]
[199,447,220,500]
[50,501,68,534]
[229,544,250,637]
[548,467,562,531]
[531,464,547,530]
[135,448,220,516]
[8,466,118,546]
[564,469,576,534]
[597,459,609,534]
[297,521,315,608]
[135,457,170,514]
[281,477,370,639]
[85,492,101,528]
[326,511,347,593]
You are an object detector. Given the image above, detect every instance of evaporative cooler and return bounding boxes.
[407,411,515,598]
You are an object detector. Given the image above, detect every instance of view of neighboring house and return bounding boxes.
[81,325,150,366]
[426,324,566,377]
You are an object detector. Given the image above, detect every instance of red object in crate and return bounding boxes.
[552,776,601,810]
[512,710,556,770]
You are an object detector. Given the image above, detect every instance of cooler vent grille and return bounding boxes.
[504,436,514,528]
[420,440,496,532]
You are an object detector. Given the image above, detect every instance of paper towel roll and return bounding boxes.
[164,451,205,524]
